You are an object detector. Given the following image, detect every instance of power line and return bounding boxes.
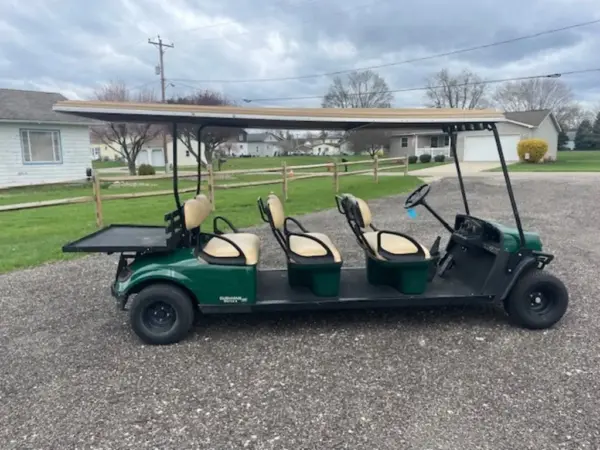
[241,68,600,103]
[115,0,327,54]
[169,18,600,84]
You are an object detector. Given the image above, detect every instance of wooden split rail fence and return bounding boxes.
[1,156,408,228]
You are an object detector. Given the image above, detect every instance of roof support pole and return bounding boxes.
[449,129,470,215]
[490,123,526,247]
[172,122,181,210]
[196,126,205,196]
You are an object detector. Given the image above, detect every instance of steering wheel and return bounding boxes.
[404,183,431,209]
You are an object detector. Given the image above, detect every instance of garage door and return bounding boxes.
[136,149,149,165]
[150,148,165,166]
[463,135,520,162]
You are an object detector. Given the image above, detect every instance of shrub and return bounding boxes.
[433,154,445,162]
[408,155,418,164]
[138,164,156,176]
[419,153,432,163]
[517,138,548,163]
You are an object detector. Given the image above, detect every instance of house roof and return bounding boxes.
[53,100,507,130]
[247,132,274,142]
[0,88,96,124]
[504,109,561,132]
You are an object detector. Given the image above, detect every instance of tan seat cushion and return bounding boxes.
[363,231,430,260]
[202,233,260,265]
[288,232,342,263]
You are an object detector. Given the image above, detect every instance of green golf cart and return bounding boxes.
[55,101,568,345]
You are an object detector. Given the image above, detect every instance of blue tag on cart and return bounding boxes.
[407,208,417,219]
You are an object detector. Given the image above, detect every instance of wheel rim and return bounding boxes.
[528,286,556,316]
[142,301,177,332]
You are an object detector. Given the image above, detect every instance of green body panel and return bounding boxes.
[487,221,543,252]
[288,262,342,297]
[365,256,431,295]
[115,248,257,305]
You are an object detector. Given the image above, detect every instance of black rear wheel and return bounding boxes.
[505,270,568,329]
[129,284,195,345]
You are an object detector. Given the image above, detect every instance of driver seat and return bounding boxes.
[336,194,431,262]
[336,194,436,295]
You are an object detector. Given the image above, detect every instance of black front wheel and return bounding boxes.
[129,284,195,345]
[505,270,568,329]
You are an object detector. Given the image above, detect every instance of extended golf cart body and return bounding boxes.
[54,101,568,345]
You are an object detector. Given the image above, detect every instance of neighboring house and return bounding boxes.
[306,135,352,156]
[247,132,282,157]
[217,130,248,157]
[565,131,576,150]
[91,133,206,167]
[389,109,561,162]
[0,88,95,188]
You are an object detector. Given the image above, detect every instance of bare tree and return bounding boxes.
[271,130,298,155]
[167,90,242,167]
[322,70,393,108]
[492,78,583,129]
[346,129,389,158]
[90,81,161,175]
[424,69,489,109]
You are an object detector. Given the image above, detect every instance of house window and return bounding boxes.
[444,135,450,146]
[185,150,190,157]
[239,134,244,141]
[430,136,438,148]
[91,146,101,159]
[239,144,243,149]
[21,129,62,163]
[401,137,408,148]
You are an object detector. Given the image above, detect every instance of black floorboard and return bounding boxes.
[256,267,477,304]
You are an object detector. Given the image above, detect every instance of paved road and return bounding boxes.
[1,177,599,449]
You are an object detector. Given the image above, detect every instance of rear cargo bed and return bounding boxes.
[62,224,169,253]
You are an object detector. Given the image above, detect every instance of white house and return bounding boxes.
[247,132,282,157]
[389,109,561,162]
[0,88,95,188]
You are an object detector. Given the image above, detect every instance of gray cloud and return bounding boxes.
[1,0,599,109]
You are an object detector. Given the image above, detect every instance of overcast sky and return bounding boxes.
[1,0,599,109]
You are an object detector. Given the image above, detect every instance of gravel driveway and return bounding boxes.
[1,176,599,450]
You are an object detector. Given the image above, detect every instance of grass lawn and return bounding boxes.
[491,150,600,172]
[0,174,422,273]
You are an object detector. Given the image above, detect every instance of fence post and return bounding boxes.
[374,155,379,183]
[404,156,409,176]
[208,163,215,210]
[333,162,339,193]
[282,161,288,201]
[92,173,104,228]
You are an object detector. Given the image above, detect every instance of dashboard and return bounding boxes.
[453,216,502,253]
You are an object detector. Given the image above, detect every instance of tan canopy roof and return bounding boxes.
[53,100,506,130]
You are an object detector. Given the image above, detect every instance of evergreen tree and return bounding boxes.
[574,119,594,150]
[593,111,600,135]
[592,111,600,149]
[557,131,569,151]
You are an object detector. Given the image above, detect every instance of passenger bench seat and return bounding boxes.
[184,195,260,266]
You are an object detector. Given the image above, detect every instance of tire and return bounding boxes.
[129,283,195,345]
[505,270,569,330]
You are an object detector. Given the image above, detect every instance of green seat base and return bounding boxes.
[288,262,342,297]
[366,256,431,295]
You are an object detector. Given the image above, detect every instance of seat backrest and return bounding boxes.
[353,197,372,229]
[266,193,285,230]
[183,195,212,230]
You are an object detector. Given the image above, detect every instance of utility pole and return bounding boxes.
[148,35,174,172]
